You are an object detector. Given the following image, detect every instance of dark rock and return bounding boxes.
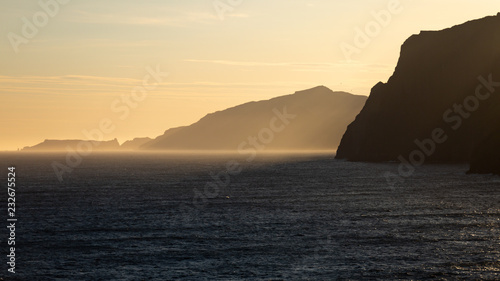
[336,14,500,169]
[468,131,500,175]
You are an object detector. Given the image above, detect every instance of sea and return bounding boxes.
[0,152,498,280]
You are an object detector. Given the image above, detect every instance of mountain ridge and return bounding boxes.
[20,86,367,152]
[141,86,367,151]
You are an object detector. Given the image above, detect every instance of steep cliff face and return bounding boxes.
[142,86,367,151]
[468,131,500,175]
[336,14,500,165]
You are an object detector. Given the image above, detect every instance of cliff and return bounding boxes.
[468,131,500,175]
[22,139,120,152]
[336,14,500,170]
[142,86,367,151]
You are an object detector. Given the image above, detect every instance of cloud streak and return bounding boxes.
[0,75,315,99]
[185,59,391,71]
[63,9,248,27]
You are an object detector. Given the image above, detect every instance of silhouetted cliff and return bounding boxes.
[336,14,500,172]
[468,131,500,175]
[142,86,367,151]
[22,139,120,152]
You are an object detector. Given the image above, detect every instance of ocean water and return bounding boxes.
[0,152,498,280]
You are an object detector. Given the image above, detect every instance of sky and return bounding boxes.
[1,0,500,151]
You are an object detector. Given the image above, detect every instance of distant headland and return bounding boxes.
[20,86,367,153]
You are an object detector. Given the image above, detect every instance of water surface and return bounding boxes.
[0,152,498,280]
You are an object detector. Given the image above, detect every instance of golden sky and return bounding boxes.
[1,0,499,150]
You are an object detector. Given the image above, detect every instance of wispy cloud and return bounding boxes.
[0,74,139,85]
[64,9,248,27]
[185,59,335,67]
[65,10,184,26]
[0,75,313,99]
[0,75,141,97]
[185,59,391,71]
